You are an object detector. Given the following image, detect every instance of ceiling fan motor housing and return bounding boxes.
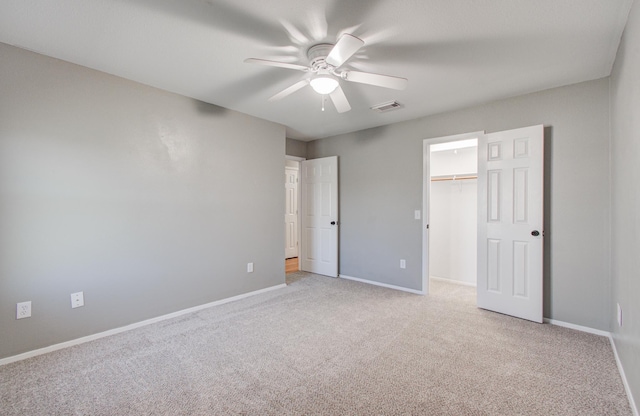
[307,44,334,72]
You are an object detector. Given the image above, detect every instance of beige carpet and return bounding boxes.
[0,272,632,415]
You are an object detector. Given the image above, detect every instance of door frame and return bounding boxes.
[422,131,485,294]
[285,156,305,267]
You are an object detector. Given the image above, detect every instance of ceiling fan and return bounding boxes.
[244,34,408,113]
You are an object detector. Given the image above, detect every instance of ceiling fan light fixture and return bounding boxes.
[310,76,339,95]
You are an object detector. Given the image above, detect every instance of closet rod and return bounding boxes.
[431,175,477,182]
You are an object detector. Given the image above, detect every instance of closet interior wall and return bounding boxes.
[429,145,478,286]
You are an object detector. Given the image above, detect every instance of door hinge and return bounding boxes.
[426,224,430,229]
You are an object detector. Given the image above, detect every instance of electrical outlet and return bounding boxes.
[247,262,254,273]
[71,292,84,309]
[16,301,31,319]
[617,303,623,327]
[400,259,406,269]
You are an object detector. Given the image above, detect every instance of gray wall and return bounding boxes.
[610,0,640,406]
[308,78,611,331]
[286,138,307,159]
[0,43,285,359]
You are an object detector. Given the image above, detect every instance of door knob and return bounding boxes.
[330,221,336,225]
[531,230,540,237]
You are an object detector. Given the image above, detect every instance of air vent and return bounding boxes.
[370,101,403,113]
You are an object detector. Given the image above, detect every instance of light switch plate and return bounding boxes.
[617,303,623,327]
[414,210,421,220]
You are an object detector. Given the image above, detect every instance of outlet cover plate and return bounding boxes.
[247,263,254,273]
[71,292,84,308]
[17,301,32,319]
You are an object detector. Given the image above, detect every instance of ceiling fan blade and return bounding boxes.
[329,85,351,113]
[244,58,309,72]
[268,79,310,101]
[342,70,408,90]
[326,34,365,67]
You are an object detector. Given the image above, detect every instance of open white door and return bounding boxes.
[477,125,544,323]
[300,156,339,277]
[284,166,299,259]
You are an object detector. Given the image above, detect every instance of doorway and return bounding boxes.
[284,155,339,278]
[428,138,478,287]
[422,132,483,294]
[423,126,544,323]
[285,156,304,273]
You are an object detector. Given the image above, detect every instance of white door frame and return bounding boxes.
[285,156,305,266]
[422,131,485,294]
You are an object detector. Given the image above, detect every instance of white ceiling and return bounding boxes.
[0,0,633,141]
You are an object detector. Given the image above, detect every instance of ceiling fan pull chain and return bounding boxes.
[322,95,326,112]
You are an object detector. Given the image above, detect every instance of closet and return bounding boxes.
[429,140,478,286]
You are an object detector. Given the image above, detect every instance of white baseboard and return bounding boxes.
[429,276,477,287]
[609,335,639,416]
[543,318,610,337]
[0,283,287,367]
[544,318,637,415]
[339,274,424,295]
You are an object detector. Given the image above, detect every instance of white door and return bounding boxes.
[285,166,299,259]
[477,125,544,323]
[300,156,339,277]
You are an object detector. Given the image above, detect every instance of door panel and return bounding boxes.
[477,125,544,323]
[300,156,338,277]
[487,239,501,292]
[488,170,501,222]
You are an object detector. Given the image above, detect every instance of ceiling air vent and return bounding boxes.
[370,100,403,113]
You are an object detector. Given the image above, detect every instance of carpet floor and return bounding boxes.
[0,272,632,415]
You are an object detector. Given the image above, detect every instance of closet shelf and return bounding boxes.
[431,174,477,182]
